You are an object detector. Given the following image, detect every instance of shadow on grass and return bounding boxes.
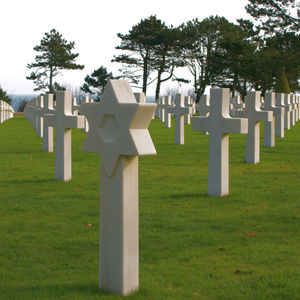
[0,282,119,299]
[0,150,45,154]
[167,192,207,199]
[0,178,54,185]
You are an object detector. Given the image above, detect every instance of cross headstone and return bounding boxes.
[24,98,37,129]
[262,92,285,143]
[283,94,292,129]
[159,97,169,123]
[72,97,79,116]
[155,97,162,119]
[81,80,156,295]
[230,94,244,116]
[0,101,4,123]
[235,91,273,164]
[167,93,191,144]
[296,95,300,120]
[44,91,85,181]
[196,94,210,135]
[184,96,193,124]
[275,93,289,132]
[192,88,248,196]
[35,96,44,138]
[196,94,210,117]
[290,94,297,125]
[42,94,55,152]
[164,96,173,128]
[80,96,90,132]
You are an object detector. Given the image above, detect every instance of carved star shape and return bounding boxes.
[81,80,157,176]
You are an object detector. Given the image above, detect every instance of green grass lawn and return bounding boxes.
[0,116,299,300]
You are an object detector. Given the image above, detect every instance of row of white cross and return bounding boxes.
[22,81,299,296]
[156,90,300,196]
[0,100,14,123]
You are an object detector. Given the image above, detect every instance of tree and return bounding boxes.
[245,0,300,33]
[150,25,188,100]
[0,85,12,104]
[246,1,300,94]
[27,29,84,93]
[81,66,116,101]
[19,100,28,112]
[179,16,231,101]
[267,32,300,92]
[112,16,160,94]
[214,19,259,98]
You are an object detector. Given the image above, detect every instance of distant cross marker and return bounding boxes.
[44,91,85,181]
[235,91,273,164]
[35,96,44,138]
[275,93,287,137]
[81,80,156,295]
[283,94,292,129]
[192,88,248,196]
[168,93,191,144]
[42,94,55,152]
[184,96,193,124]
[262,92,285,145]
[196,94,210,117]
[196,94,210,134]
[164,96,173,128]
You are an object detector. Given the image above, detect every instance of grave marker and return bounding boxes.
[44,91,85,181]
[262,92,285,143]
[81,80,156,295]
[168,94,191,144]
[184,96,193,124]
[164,96,173,128]
[192,88,248,196]
[42,94,55,152]
[35,96,44,138]
[235,91,273,164]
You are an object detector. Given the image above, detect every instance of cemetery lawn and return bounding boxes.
[0,116,299,300]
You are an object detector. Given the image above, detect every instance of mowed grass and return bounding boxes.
[0,116,299,300]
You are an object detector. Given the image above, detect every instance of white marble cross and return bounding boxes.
[155,97,162,119]
[44,91,85,181]
[262,92,285,144]
[167,94,191,144]
[184,96,193,124]
[192,88,248,196]
[72,97,79,116]
[296,95,300,120]
[81,80,156,296]
[290,95,298,122]
[80,96,90,132]
[42,94,55,152]
[24,98,37,129]
[230,95,244,116]
[196,94,210,117]
[235,91,273,164]
[164,96,173,128]
[35,96,44,138]
[196,94,210,135]
[283,94,293,129]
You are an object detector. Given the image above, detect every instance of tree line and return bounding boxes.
[4,0,296,105]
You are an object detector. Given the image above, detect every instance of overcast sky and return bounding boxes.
[0,0,250,96]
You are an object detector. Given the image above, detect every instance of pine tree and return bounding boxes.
[27,29,84,93]
[0,85,12,104]
[245,0,299,33]
[81,66,116,101]
[275,67,291,93]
